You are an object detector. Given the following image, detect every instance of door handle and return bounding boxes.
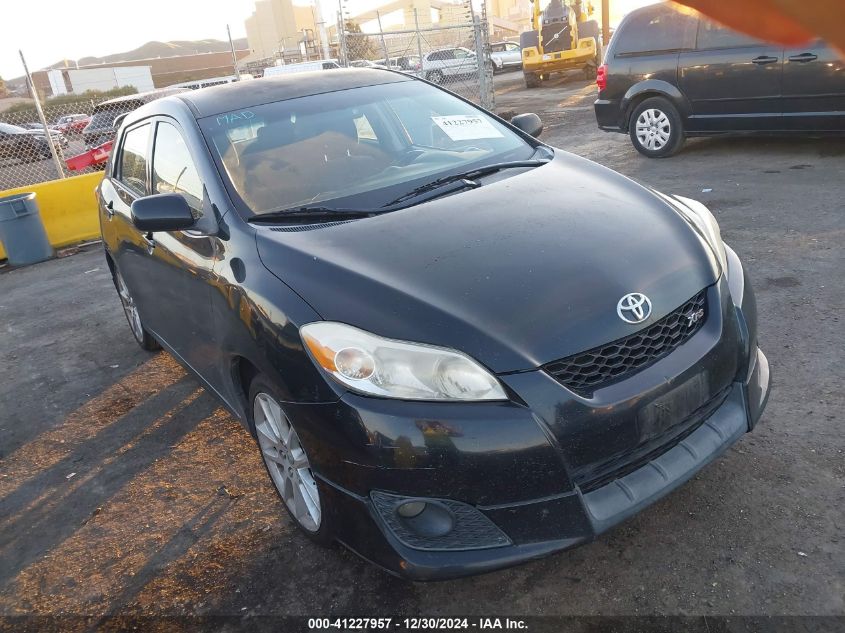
[788,52,818,63]
[751,55,779,65]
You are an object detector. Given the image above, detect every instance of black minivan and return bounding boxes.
[594,3,845,157]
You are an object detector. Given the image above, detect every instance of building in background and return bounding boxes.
[46,67,155,96]
[32,51,249,97]
[243,0,321,65]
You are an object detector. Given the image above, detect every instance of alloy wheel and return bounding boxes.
[635,108,671,151]
[116,271,144,342]
[254,392,322,532]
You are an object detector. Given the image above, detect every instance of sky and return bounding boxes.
[1,0,659,81]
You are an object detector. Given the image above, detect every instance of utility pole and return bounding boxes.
[601,0,609,57]
[227,24,241,78]
[20,50,64,179]
[313,0,331,60]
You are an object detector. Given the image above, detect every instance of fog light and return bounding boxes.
[397,501,426,518]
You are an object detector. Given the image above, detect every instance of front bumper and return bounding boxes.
[286,271,769,580]
[311,354,768,580]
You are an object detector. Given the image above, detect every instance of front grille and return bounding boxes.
[545,289,708,397]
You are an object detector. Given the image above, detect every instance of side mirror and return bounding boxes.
[131,193,195,232]
[511,113,543,138]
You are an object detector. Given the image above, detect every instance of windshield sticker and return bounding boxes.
[431,115,504,141]
[216,111,256,126]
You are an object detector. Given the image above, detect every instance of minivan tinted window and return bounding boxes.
[614,6,696,56]
[696,20,763,49]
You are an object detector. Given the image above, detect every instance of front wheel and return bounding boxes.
[249,374,334,546]
[426,70,444,84]
[524,72,540,88]
[114,268,160,351]
[629,97,685,158]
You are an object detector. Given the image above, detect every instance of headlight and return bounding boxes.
[664,194,727,272]
[300,322,507,401]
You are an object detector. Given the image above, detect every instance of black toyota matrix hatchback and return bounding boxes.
[98,69,770,579]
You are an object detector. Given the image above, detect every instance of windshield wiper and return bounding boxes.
[382,159,550,208]
[248,206,377,224]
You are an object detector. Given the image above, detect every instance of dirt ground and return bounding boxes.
[0,72,843,626]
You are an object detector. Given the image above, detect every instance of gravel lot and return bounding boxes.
[1,72,843,624]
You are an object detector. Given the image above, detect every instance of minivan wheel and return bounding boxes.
[629,97,685,158]
[114,269,160,351]
[249,374,334,546]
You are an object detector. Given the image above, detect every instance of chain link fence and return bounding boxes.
[338,11,494,111]
[0,94,162,190]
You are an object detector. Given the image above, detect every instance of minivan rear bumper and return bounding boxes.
[595,98,624,131]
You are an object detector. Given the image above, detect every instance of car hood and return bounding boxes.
[255,152,720,373]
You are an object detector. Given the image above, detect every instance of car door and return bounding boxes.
[503,42,521,66]
[100,120,154,313]
[129,118,222,383]
[782,40,845,131]
[678,18,784,132]
[452,48,477,76]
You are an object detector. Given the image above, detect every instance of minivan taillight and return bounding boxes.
[596,64,607,91]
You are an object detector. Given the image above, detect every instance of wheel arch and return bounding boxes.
[621,81,689,132]
[231,355,262,434]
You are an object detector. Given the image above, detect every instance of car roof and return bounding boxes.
[176,68,412,118]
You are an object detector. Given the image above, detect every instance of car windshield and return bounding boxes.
[199,80,537,216]
[0,123,27,134]
[90,104,137,129]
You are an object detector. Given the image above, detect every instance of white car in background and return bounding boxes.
[263,60,341,77]
[421,47,478,84]
[490,41,522,72]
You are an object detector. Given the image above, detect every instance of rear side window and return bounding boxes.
[696,20,763,49]
[118,124,150,196]
[614,6,696,56]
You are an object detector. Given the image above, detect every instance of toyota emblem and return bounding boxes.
[617,293,652,324]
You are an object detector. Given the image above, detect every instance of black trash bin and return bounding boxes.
[0,192,54,266]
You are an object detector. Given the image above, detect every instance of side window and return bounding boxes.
[152,121,204,217]
[453,49,470,59]
[697,20,763,49]
[492,43,505,53]
[506,43,519,51]
[614,6,696,55]
[118,123,150,196]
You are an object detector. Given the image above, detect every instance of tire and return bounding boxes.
[249,374,334,546]
[113,268,160,351]
[628,96,685,158]
[426,70,444,84]
[524,72,540,88]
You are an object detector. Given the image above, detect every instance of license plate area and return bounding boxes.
[637,373,710,443]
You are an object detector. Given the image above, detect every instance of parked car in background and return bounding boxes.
[421,47,478,84]
[54,114,91,135]
[395,55,422,73]
[99,68,769,580]
[349,59,387,69]
[594,2,845,157]
[0,122,67,162]
[263,60,341,78]
[490,41,522,72]
[82,88,188,148]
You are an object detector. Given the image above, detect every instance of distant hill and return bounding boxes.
[5,38,250,88]
[76,38,249,66]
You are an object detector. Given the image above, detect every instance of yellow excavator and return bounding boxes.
[520,0,600,88]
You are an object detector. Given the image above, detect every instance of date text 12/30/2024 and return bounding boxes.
[308,618,528,630]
